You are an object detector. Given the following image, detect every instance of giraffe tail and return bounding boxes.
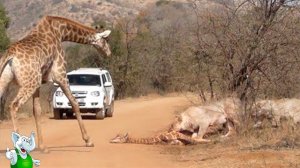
[0,53,12,78]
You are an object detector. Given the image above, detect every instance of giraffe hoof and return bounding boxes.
[86,142,94,147]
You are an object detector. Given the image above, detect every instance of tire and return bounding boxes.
[95,109,105,120]
[66,112,73,118]
[106,100,114,117]
[53,109,63,119]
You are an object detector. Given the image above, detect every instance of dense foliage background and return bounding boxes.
[65,0,300,101]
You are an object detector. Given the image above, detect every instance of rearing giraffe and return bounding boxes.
[0,16,112,151]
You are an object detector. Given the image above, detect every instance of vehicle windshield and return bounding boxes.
[68,74,101,86]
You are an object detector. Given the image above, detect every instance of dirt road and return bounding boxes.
[1,95,299,168]
[0,94,193,168]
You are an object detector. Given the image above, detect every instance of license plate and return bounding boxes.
[77,98,84,102]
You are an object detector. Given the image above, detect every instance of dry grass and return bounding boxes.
[161,118,300,168]
[162,99,300,168]
[236,120,300,150]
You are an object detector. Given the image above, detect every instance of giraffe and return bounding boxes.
[110,131,200,145]
[0,16,112,151]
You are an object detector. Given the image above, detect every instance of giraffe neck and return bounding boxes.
[33,16,97,44]
[122,131,196,145]
[161,131,197,145]
[127,137,162,144]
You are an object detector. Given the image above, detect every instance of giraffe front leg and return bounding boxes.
[55,78,94,147]
[52,48,93,147]
[33,88,48,153]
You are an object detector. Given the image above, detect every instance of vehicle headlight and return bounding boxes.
[55,91,64,97]
[91,91,100,97]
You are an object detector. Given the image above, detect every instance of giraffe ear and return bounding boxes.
[100,30,111,38]
[95,30,111,40]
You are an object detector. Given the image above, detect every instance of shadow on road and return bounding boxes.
[0,145,92,154]
[46,145,92,152]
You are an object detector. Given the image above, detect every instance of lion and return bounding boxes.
[170,106,236,142]
[170,97,241,142]
[205,97,241,127]
[253,99,300,128]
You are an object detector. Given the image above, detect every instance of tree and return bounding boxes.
[0,2,9,119]
[0,3,9,52]
[188,0,300,99]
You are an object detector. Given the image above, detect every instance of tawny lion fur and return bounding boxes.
[254,99,300,127]
[171,97,241,142]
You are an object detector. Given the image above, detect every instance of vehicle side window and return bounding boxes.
[102,74,107,84]
[106,72,112,82]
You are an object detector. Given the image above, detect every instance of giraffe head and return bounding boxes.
[110,133,129,143]
[92,30,112,57]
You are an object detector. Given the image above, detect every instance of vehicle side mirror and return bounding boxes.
[104,82,112,87]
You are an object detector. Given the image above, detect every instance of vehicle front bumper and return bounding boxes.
[53,95,104,109]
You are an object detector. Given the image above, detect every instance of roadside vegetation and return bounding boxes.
[65,0,300,101]
[0,3,11,119]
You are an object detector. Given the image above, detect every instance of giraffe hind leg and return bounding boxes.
[9,86,38,132]
[0,65,14,101]
[0,66,13,119]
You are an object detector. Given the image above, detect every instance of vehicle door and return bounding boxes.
[101,73,113,105]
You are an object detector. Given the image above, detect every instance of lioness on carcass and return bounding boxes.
[170,97,241,142]
[253,99,300,128]
[170,107,230,142]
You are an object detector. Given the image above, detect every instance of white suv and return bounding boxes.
[53,68,114,119]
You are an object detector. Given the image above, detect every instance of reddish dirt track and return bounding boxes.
[1,94,299,168]
[0,94,193,168]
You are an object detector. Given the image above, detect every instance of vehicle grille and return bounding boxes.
[68,102,86,106]
[72,91,87,98]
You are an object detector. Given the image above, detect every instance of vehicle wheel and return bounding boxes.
[53,109,63,119]
[106,100,114,117]
[95,109,105,120]
[66,112,73,118]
